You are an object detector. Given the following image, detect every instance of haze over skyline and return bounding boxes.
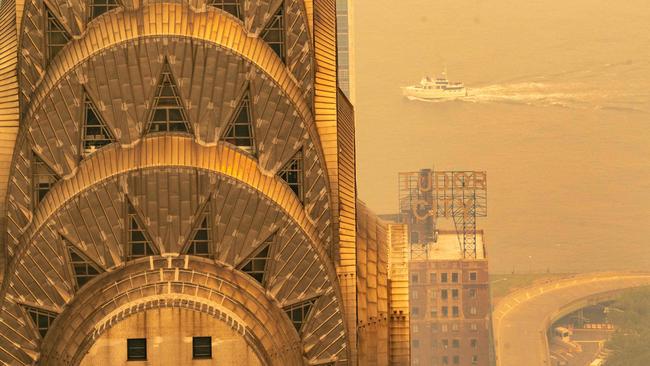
[354,0,650,273]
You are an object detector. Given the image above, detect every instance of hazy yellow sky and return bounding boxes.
[353,0,650,273]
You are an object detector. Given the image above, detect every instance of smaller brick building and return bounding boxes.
[409,231,491,366]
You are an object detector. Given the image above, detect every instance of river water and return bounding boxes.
[354,0,650,273]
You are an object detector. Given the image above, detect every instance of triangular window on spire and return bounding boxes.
[46,8,71,61]
[23,306,57,338]
[222,91,256,155]
[184,201,212,258]
[89,0,120,20]
[127,202,157,260]
[82,94,115,156]
[284,298,317,333]
[65,240,102,289]
[208,0,242,20]
[261,5,286,62]
[146,60,192,134]
[278,150,303,201]
[32,152,60,208]
[239,235,273,285]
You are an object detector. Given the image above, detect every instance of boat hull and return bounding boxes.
[401,86,467,100]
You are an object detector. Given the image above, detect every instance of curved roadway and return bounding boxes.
[493,272,650,366]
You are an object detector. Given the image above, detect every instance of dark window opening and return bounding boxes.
[127,338,147,361]
[192,336,212,359]
[241,244,271,284]
[186,201,212,258]
[32,152,60,209]
[82,95,115,155]
[284,299,316,333]
[46,8,71,61]
[452,306,459,318]
[470,271,478,281]
[451,272,459,283]
[261,6,286,62]
[89,0,119,20]
[146,60,192,134]
[208,0,242,19]
[223,92,256,155]
[25,307,57,338]
[67,243,101,289]
[278,151,303,201]
[127,203,156,260]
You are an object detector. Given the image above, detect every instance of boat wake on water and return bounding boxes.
[406,81,649,113]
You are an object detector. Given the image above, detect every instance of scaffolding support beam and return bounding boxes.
[398,170,487,259]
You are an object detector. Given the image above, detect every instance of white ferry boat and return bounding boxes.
[402,71,467,100]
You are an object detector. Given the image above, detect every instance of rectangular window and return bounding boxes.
[452,289,459,300]
[451,272,459,283]
[430,272,436,283]
[470,306,478,315]
[442,339,449,349]
[430,308,438,318]
[452,339,460,348]
[441,290,448,300]
[127,338,147,361]
[441,273,448,283]
[412,290,419,300]
[469,288,477,298]
[452,306,459,317]
[470,323,478,331]
[442,306,448,317]
[452,323,459,332]
[441,324,448,332]
[472,355,479,364]
[453,355,460,364]
[469,271,477,281]
[442,356,449,365]
[471,339,478,348]
[192,336,212,359]
[413,325,419,333]
[411,273,419,283]
[412,339,420,348]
